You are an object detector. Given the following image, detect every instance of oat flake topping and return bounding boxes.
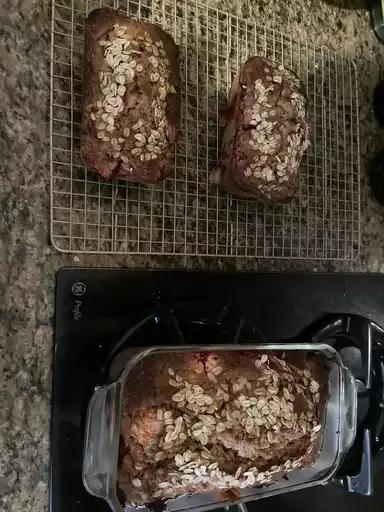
[134,353,322,502]
[90,23,176,164]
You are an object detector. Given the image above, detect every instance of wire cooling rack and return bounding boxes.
[50,0,361,259]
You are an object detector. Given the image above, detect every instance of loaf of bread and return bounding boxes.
[210,57,309,203]
[81,8,181,182]
[118,350,328,505]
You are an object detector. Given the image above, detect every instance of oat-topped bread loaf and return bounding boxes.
[81,8,181,182]
[211,57,309,203]
[118,350,328,505]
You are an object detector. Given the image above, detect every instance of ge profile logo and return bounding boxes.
[72,282,86,297]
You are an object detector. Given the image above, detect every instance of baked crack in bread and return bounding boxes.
[118,350,328,505]
[81,8,181,182]
[211,57,309,203]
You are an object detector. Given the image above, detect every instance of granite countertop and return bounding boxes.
[2,0,384,510]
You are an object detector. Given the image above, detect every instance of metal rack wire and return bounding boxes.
[50,0,361,259]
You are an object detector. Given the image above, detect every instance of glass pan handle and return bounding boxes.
[82,382,122,501]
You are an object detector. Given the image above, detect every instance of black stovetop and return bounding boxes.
[50,269,384,512]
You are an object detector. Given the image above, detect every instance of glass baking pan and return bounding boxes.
[82,344,357,512]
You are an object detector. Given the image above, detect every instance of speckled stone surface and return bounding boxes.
[2,0,384,510]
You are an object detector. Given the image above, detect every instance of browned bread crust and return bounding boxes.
[210,57,309,203]
[118,350,328,505]
[81,8,181,182]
